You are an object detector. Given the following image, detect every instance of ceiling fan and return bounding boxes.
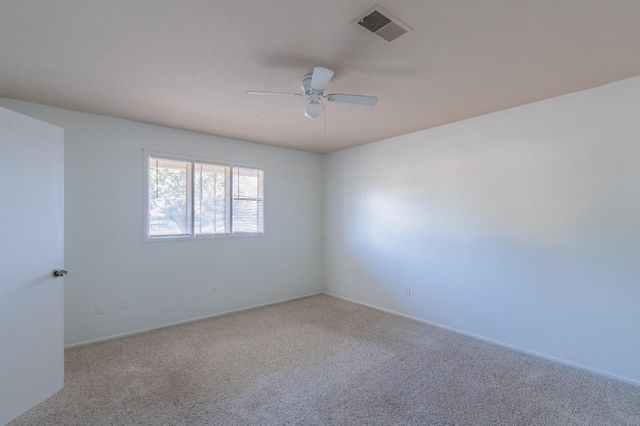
[246,66,377,120]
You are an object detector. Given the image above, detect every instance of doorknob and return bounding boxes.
[53,269,67,278]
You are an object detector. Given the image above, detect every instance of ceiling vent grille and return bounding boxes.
[354,5,412,42]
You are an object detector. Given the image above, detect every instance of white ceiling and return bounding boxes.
[1,1,640,154]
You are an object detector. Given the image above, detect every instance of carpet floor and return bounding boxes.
[9,294,640,425]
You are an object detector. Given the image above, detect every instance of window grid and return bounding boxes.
[147,155,263,239]
[232,167,264,234]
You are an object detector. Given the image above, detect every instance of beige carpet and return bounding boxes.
[10,294,640,425]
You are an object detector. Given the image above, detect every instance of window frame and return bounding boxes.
[231,167,265,235]
[143,149,265,242]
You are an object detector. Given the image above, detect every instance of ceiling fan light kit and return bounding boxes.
[304,96,324,120]
[247,66,377,120]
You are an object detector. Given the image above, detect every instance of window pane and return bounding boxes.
[148,157,191,236]
[195,163,229,235]
[232,167,264,233]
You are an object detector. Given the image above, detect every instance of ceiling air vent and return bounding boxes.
[354,5,412,42]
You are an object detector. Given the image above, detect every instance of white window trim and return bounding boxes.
[143,149,265,242]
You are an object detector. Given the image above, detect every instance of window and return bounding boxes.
[146,154,263,239]
[148,158,192,237]
[232,167,264,234]
[195,163,229,235]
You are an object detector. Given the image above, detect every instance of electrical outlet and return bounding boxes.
[404,287,411,297]
[211,287,218,296]
[121,297,130,308]
[95,302,105,314]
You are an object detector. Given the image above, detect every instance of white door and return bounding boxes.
[0,107,64,425]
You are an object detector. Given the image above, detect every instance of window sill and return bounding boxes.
[143,233,265,243]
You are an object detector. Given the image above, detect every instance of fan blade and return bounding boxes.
[310,67,334,92]
[246,91,303,97]
[325,94,378,106]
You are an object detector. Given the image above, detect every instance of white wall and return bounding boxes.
[0,99,324,346]
[323,77,640,384]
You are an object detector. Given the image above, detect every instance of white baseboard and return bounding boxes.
[323,292,640,387]
[64,292,323,349]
